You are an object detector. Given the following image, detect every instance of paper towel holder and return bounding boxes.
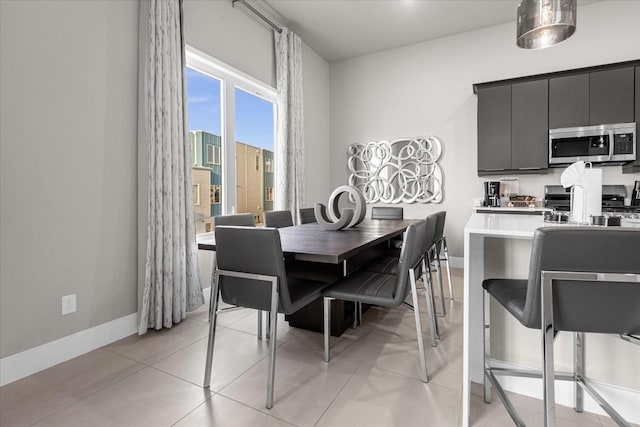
[570,184,588,224]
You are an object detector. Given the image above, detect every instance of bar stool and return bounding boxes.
[482,227,640,426]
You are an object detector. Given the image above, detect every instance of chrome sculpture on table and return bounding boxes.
[347,137,443,204]
[314,185,366,231]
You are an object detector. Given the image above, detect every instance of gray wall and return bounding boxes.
[0,0,139,358]
[329,1,640,258]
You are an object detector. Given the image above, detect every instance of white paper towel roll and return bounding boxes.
[570,168,602,223]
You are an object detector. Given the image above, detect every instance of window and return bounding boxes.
[265,187,274,202]
[206,145,220,165]
[211,185,221,204]
[265,158,273,173]
[193,184,200,205]
[186,45,276,234]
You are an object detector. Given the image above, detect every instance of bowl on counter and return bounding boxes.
[543,212,568,223]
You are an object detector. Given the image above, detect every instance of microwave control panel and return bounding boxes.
[614,133,634,155]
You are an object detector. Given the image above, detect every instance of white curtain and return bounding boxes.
[275,28,305,214]
[138,0,203,334]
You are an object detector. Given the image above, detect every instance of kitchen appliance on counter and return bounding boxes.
[549,122,636,166]
[632,181,640,207]
[544,184,640,227]
[484,181,500,207]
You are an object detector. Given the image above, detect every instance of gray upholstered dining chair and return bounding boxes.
[371,206,404,220]
[211,213,270,338]
[482,227,640,427]
[371,206,404,254]
[425,211,451,315]
[361,213,442,344]
[432,211,454,302]
[214,213,255,227]
[322,220,436,382]
[298,207,316,224]
[264,210,294,228]
[204,226,328,409]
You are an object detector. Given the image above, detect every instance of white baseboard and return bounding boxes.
[0,313,137,387]
[490,359,640,424]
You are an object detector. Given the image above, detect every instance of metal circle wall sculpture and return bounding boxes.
[347,137,443,204]
[314,185,366,231]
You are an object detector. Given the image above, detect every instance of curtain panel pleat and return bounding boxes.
[138,0,203,334]
[275,28,305,216]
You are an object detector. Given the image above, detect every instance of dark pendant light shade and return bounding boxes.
[517,0,576,49]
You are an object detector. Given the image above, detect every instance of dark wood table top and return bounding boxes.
[197,218,417,264]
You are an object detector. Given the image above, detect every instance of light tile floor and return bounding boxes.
[1,268,634,426]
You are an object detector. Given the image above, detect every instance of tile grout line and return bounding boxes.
[26,358,148,427]
[170,390,217,426]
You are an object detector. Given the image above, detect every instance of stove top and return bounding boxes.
[543,184,640,216]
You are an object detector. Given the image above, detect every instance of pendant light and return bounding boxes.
[517,0,576,49]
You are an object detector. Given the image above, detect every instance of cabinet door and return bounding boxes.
[624,66,640,173]
[548,74,589,129]
[477,85,511,172]
[511,80,549,170]
[590,67,635,124]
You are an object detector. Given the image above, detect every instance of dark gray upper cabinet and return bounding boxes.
[589,67,635,125]
[549,74,589,129]
[474,60,640,176]
[511,79,549,170]
[623,66,640,174]
[477,85,511,172]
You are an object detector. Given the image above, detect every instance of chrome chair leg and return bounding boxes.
[266,277,279,409]
[574,332,584,413]
[323,297,333,362]
[208,264,218,323]
[266,312,271,339]
[409,268,429,383]
[434,252,447,315]
[204,269,221,388]
[421,258,439,346]
[352,302,362,329]
[442,237,454,300]
[483,289,491,403]
[257,310,263,340]
[541,272,557,427]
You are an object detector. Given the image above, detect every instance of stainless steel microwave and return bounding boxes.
[548,122,636,165]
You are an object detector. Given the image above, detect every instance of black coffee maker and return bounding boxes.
[484,181,501,207]
[632,181,640,207]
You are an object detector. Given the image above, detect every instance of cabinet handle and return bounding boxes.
[482,168,506,171]
[519,167,542,170]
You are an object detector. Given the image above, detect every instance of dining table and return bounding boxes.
[197,218,417,272]
[197,218,418,334]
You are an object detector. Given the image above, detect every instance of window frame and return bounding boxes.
[186,45,278,215]
[193,184,200,206]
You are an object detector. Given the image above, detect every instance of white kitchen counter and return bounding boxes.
[462,213,539,426]
[461,213,639,426]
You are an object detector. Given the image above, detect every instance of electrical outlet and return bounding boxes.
[61,294,76,315]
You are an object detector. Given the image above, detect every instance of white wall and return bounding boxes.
[329,1,640,258]
[0,0,139,359]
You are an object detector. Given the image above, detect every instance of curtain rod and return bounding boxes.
[232,0,283,33]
